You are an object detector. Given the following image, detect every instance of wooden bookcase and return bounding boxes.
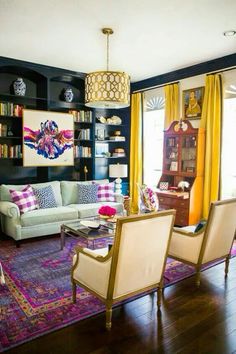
[157,120,205,226]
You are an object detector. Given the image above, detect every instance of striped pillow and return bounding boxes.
[10,185,39,214]
[95,182,115,202]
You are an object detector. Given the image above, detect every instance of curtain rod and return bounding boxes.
[206,65,236,76]
[132,80,179,94]
[133,65,236,94]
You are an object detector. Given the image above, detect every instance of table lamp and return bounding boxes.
[109,164,128,194]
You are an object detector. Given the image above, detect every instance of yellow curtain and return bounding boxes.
[129,92,143,214]
[164,83,179,128]
[201,74,222,218]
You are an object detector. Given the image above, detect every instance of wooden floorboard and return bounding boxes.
[4,257,236,354]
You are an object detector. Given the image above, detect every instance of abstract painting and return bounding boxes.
[23,109,74,166]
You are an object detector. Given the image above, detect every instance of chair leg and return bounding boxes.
[225,255,230,277]
[196,266,201,287]
[106,304,112,330]
[72,282,77,303]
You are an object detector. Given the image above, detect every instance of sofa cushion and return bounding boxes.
[61,179,109,206]
[1,181,62,206]
[33,185,57,209]
[21,206,78,227]
[77,184,98,204]
[61,181,92,206]
[9,185,39,214]
[67,202,123,219]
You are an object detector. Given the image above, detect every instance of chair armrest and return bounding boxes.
[0,201,20,218]
[114,193,124,204]
[74,246,110,262]
[173,225,206,237]
[72,246,112,297]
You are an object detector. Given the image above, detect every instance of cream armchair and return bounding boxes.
[71,210,176,329]
[168,198,236,286]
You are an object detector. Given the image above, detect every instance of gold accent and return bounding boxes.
[102,28,114,35]
[71,210,176,329]
[85,28,130,109]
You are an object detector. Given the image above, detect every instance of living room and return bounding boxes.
[1,1,236,353]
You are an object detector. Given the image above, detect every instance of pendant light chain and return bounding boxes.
[106,31,110,71]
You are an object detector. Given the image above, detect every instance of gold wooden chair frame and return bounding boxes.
[71,210,176,329]
[168,198,236,286]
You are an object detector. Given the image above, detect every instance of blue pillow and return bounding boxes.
[33,185,57,209]
[77,184,98,204]
[194,220,206,232]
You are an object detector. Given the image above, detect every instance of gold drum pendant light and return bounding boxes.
[85,28,130,109]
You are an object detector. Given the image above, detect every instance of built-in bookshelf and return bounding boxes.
[0,56,130,185]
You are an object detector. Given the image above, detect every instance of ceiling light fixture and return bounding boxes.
[85,28,130,109]
[223,30,236,37]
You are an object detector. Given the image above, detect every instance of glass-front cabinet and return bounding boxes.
[157,120,205,226]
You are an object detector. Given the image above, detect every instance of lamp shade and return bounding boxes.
[85,71,130,109]
[109,164,128,178]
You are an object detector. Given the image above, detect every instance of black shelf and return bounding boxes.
[96,122,125,127]
[49,100,85,110]
[95,140,126,143]
[74,139,93,142]
[0,93,47,103]
[0,115,22,119]
[0,136,22,139]
[74,121,93,125]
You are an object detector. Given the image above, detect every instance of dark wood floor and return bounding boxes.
[5,257,236,354]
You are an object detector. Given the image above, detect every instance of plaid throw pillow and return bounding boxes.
[10,185,39,214]
[95,182,115,202]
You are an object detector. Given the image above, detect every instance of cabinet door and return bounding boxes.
[163,136,179,173]
[181,134,197,174]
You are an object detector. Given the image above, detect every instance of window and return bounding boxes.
[221,97,236,198]
[143,90,165,187]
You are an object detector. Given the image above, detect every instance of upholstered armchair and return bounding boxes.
[168,198,236,286]
[71,210,176,329]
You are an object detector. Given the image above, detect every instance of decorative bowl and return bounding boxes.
[80,220,100,229]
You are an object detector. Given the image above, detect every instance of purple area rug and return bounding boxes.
[0,235,236,352]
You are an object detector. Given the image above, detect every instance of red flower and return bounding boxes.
[98,205,117,216]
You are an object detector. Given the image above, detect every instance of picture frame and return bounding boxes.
[23,109,74,167]
[183,86,204,120]
[96,128,105,141]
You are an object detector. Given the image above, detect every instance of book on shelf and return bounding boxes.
[0,102,23,117]
[0,144,22,158]
[112,153,126,157]
[75,128,91,140]
[109,136,126,141]
[69,110,92,123]
[0,124,8,137]
[74,145,92,158]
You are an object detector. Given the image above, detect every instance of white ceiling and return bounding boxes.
[0,0,236,82]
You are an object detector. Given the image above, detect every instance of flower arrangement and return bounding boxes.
[139,184,158,212]
[178,181,190,191]
[98,205,117,218]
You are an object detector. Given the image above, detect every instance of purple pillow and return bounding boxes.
[10,185,39,214]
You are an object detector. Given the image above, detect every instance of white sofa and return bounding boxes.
[0,180,124,242]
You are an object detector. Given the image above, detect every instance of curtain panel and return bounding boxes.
[201,74,222,218]
[129,93,143,214]
[164,83,179,129]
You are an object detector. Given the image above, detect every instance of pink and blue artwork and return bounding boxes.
[23,110,74,167]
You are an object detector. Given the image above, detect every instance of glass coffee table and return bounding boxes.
[60,217,116,250]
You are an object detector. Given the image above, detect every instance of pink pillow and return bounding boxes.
[95,182,115,202]
[10,185,39,214]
